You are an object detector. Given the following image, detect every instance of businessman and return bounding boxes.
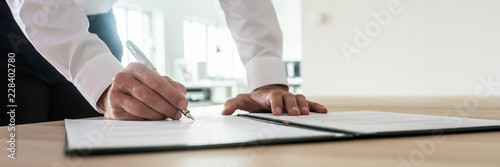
[2,0,327,123]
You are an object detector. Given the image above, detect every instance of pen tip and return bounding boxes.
[186,113,195,121]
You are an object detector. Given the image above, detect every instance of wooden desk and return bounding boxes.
[2,97,500,167]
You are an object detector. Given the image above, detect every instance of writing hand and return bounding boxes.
[97,63,187,120]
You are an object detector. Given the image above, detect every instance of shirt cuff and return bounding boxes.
[244,56,288,91]
[73,54,124,112]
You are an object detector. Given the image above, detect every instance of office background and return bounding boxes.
[302,0,500,96]
[110,0,500,106]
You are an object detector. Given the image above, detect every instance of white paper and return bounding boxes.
[246,111,500,134]
[65,115,344,150]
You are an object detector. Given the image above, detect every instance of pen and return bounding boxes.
[126,40,195,121]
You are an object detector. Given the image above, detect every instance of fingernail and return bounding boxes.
[275,106,282,115]
[174,111,182,120]
[302,107,308,112]
[178,101,187,109]
[292,107,299,113]
[222,105,229,115]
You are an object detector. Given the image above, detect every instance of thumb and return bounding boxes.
[221,98,238,115]
[221,94,250,115]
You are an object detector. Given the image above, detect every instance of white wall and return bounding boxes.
[302,0,500,96]
[273,0,302,61]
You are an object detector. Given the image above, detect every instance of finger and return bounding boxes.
[268,92,284,115]
[106,86,165,120]
[162,75,174,81]
[173,111,183,120]
[126,63,188,109]
[308,101,328,113]
[163,76,187,95]
[104,95,145,120]
[295,94,310,115]
[114,72,179,119]
[283,93,300,116]
[121,93,167,120]
[222,94,247,115]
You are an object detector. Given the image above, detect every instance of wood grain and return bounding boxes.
[1,96,499,167]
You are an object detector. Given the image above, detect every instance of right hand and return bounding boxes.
[97,63,188,120]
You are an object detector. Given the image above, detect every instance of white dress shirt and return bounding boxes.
[6,0,288,111]
[73,0,118,15]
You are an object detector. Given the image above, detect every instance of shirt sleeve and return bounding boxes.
[6,0,124,111]
[219,0,288,91]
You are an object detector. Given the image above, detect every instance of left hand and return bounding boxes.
[221,85,328,116]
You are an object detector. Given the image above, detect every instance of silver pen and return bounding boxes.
[126,40,194,121]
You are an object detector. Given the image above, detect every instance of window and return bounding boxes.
[113,5,163,72]
[183,19,246,80]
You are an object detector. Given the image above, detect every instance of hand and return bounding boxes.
[221,85,327,116]
[97,63,188,120]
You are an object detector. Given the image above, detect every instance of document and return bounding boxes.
[65,109,500,155]
[65,115,345,154]
[243,111,500,134]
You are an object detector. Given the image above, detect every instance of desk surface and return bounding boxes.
[2,97,500,167]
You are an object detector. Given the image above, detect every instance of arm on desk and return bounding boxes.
[219,0,327,116]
